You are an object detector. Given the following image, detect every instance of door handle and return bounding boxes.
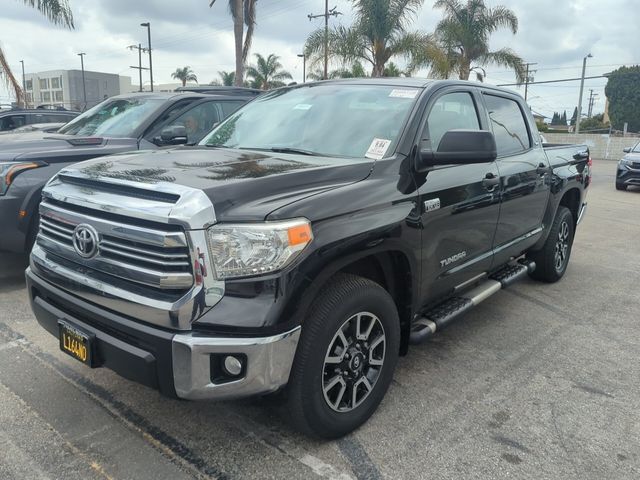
[537,163,552,175]
[482,173,500,191]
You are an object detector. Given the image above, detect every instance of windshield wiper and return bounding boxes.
[269,147,319,156]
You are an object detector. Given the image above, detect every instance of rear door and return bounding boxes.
[416,87,501,305]
[481,92,549,265]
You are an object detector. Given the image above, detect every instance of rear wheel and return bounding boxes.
[285,274,400,439]
[528,206,574,283]
[616,182,627,191]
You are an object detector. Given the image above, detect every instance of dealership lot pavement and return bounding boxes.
[0,159,638,480]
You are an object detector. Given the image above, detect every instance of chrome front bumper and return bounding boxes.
[172,327,301,400]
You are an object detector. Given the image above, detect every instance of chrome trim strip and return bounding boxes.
[100,239,190,260]
[172,326,301,400]
[36,234,193,290]
[30,245,204,330]
[99,245,190,268]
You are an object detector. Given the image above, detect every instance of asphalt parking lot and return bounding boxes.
[0,159,639,480]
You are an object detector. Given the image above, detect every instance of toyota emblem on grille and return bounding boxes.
[72,224,99,258]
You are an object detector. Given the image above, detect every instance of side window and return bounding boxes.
[0,115,26,131]
[484,94,531,156]
[425,92,481,151]
[171,102,222,144]
[220,100,246,119]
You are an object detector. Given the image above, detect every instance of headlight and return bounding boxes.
[0,162,44,196]
[206,218,313,279]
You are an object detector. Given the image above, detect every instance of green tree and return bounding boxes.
[246,53,292,90]
[561,111,567,125]
[551,112,559,125]
[171,66,198,86]
[383,62,409,77]
[304,0,434,78]
[426,0,525,83]
[605,66,640,132]
[209,0,257,87]
[579,113,609,133]
[570,107,578,126]
[1,0,74,106]
[218,70,236,86]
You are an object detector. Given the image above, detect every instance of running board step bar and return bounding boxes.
[409,260,536,345]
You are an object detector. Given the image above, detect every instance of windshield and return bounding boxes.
[634,143,640,153]
[200,84,420,159]
[58,97,165,137]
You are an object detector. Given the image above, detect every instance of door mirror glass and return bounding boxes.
[417,130,497,170]
[159,125,188,145]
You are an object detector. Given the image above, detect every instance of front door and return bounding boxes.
[416,89,502,306]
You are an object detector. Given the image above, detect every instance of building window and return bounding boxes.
[26,93,33,103]
[51,77,61,89]
[54,91,64,102]
[25,80,33,91]
[41,91,51,102]
[39,78,49,90]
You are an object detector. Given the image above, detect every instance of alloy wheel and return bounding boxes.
[554,220,570,272]
[322,312,386,413]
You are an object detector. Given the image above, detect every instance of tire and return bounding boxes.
[616,182,627,191]
[527,206,575,283]
[285,274,400,439]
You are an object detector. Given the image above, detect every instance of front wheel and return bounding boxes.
[285,274,400,439]
[527,206,575,283]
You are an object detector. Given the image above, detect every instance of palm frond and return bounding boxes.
[19,0,74,28]
[487,5,518,34]
[479,48,526,83]
[0,45,24,105]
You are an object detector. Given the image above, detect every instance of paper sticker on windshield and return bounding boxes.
[366,138,392,160]
[389,89,418,99]
[293,103,313,110]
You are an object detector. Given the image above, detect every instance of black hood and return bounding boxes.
[61,147,375,221]
[0,133,139,163]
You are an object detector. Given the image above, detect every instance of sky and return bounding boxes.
[1,0,639,120]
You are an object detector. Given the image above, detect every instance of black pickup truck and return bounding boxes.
[0,91,253,253]
[27,79,590,438]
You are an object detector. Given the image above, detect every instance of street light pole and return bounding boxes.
[77,53,87,110]
[297,53,306,83]
[575,53,592,134]
[19,60,26,108]
[141,22,153,92]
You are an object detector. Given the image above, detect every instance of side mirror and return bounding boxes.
[623,147,631,153]
[416,130,497,172]
[160,125,188,145]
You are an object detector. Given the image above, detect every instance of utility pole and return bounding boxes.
[128,44,149,92]
[587,89,598,118]
[77,53,87,110]
[524,62,537,102]
[141,22,153,92]
[308,2,341,80]
[297,53,306,83]
[19,60,26,108]
[575,53,592,134]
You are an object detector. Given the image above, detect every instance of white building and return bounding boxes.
[24,70,132,111]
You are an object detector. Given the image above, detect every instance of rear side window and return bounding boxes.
[220,100,246,118]
[484,94,531,156]
[426,92,481,151]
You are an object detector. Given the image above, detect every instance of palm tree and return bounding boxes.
[209,0,257,87]
[218,70,235,86]
[427,0,526,82]
[246,53,292,90]
[304,0,434,78]
[1,0,74,106]
[171,66,198,86]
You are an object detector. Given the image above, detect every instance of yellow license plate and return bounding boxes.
[58,320,94,367]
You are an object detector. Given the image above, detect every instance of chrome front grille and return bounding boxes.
[37,198,194,291]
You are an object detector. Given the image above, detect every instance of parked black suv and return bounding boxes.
[0,108,78,132]
[27,79,590,438]
[616,141,640,190]
[0,91,254,253]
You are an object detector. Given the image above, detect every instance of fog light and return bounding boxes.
[223,355,243,376]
